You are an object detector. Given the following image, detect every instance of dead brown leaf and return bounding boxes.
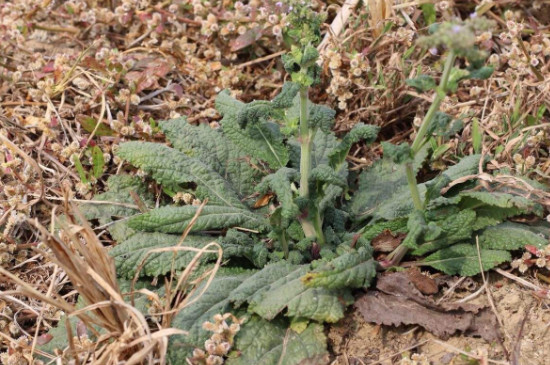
[371,230,405,253]
[355,272,500,342]
[407,267,439,295]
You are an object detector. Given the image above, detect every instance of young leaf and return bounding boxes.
[78,116,115,136]
[216,90,289,169]
[91,146,104,179]
[471,118,482,154]
[72,154,88,184]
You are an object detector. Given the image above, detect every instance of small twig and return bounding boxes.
[495,268,547,293]
[475,237,505,329]
[436,276,467,304]
[511,305,531,365]
[236,50,286,69]
[317,0,360,56]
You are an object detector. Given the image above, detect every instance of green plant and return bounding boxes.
[78,3,380,364]
[59,10,549,365]
[353,16,549,274]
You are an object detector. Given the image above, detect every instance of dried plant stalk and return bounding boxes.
[368,0,393,38]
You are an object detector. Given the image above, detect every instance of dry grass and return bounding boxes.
[0,201,221,364]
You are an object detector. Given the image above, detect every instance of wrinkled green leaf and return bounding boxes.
[128,205,267,233]
[302,247,376,289]
[161,117,263,196]
[117,142,246,209]
[329,123,379,169]
[216,90,289,169]
[257,168,300,221]
[423,243,510,276]
[227,316,329,365]
[479,222,547,250]
[110,232,214,278]
[406,74,436,92]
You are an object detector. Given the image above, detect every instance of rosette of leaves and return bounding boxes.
[78,4,381,362]
[81,96,378,362]
[349,15,548,275]
[351,145,549,276]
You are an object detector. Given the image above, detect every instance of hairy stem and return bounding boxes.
[405,162,424,211]
[313,209,326,246]
[411,50,456,154]
[298,86,325,245]
[388,50,457,266]
[299,87,312,198]
[281,232,289,259]
[405,50,457,212]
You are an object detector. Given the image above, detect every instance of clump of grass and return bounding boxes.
[0,202,221,363]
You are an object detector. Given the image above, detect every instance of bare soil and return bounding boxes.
[329,279,550,364]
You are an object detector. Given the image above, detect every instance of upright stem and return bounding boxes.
[405,50,457,212]
[411,50,456,154]
[298,86,325,244]
[299,87,312,198]
[388,50,457,265]
[405,162,424,211]
[312,208,326,246]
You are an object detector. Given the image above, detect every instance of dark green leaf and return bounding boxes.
[405,75,436,92]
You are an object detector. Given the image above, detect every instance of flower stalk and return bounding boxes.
[404,50,457,212]
[388,50,457,265]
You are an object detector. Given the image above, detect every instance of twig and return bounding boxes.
[475,236,509,360]
[511,305,531,365]
[237,50,286,69]
[317,0,360,55]
[494,268,547,293]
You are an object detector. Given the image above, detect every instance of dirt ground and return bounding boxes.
[329,278,550,364]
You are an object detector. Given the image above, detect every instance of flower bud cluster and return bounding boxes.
[188,313,244,365]
[511,245,550,273]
